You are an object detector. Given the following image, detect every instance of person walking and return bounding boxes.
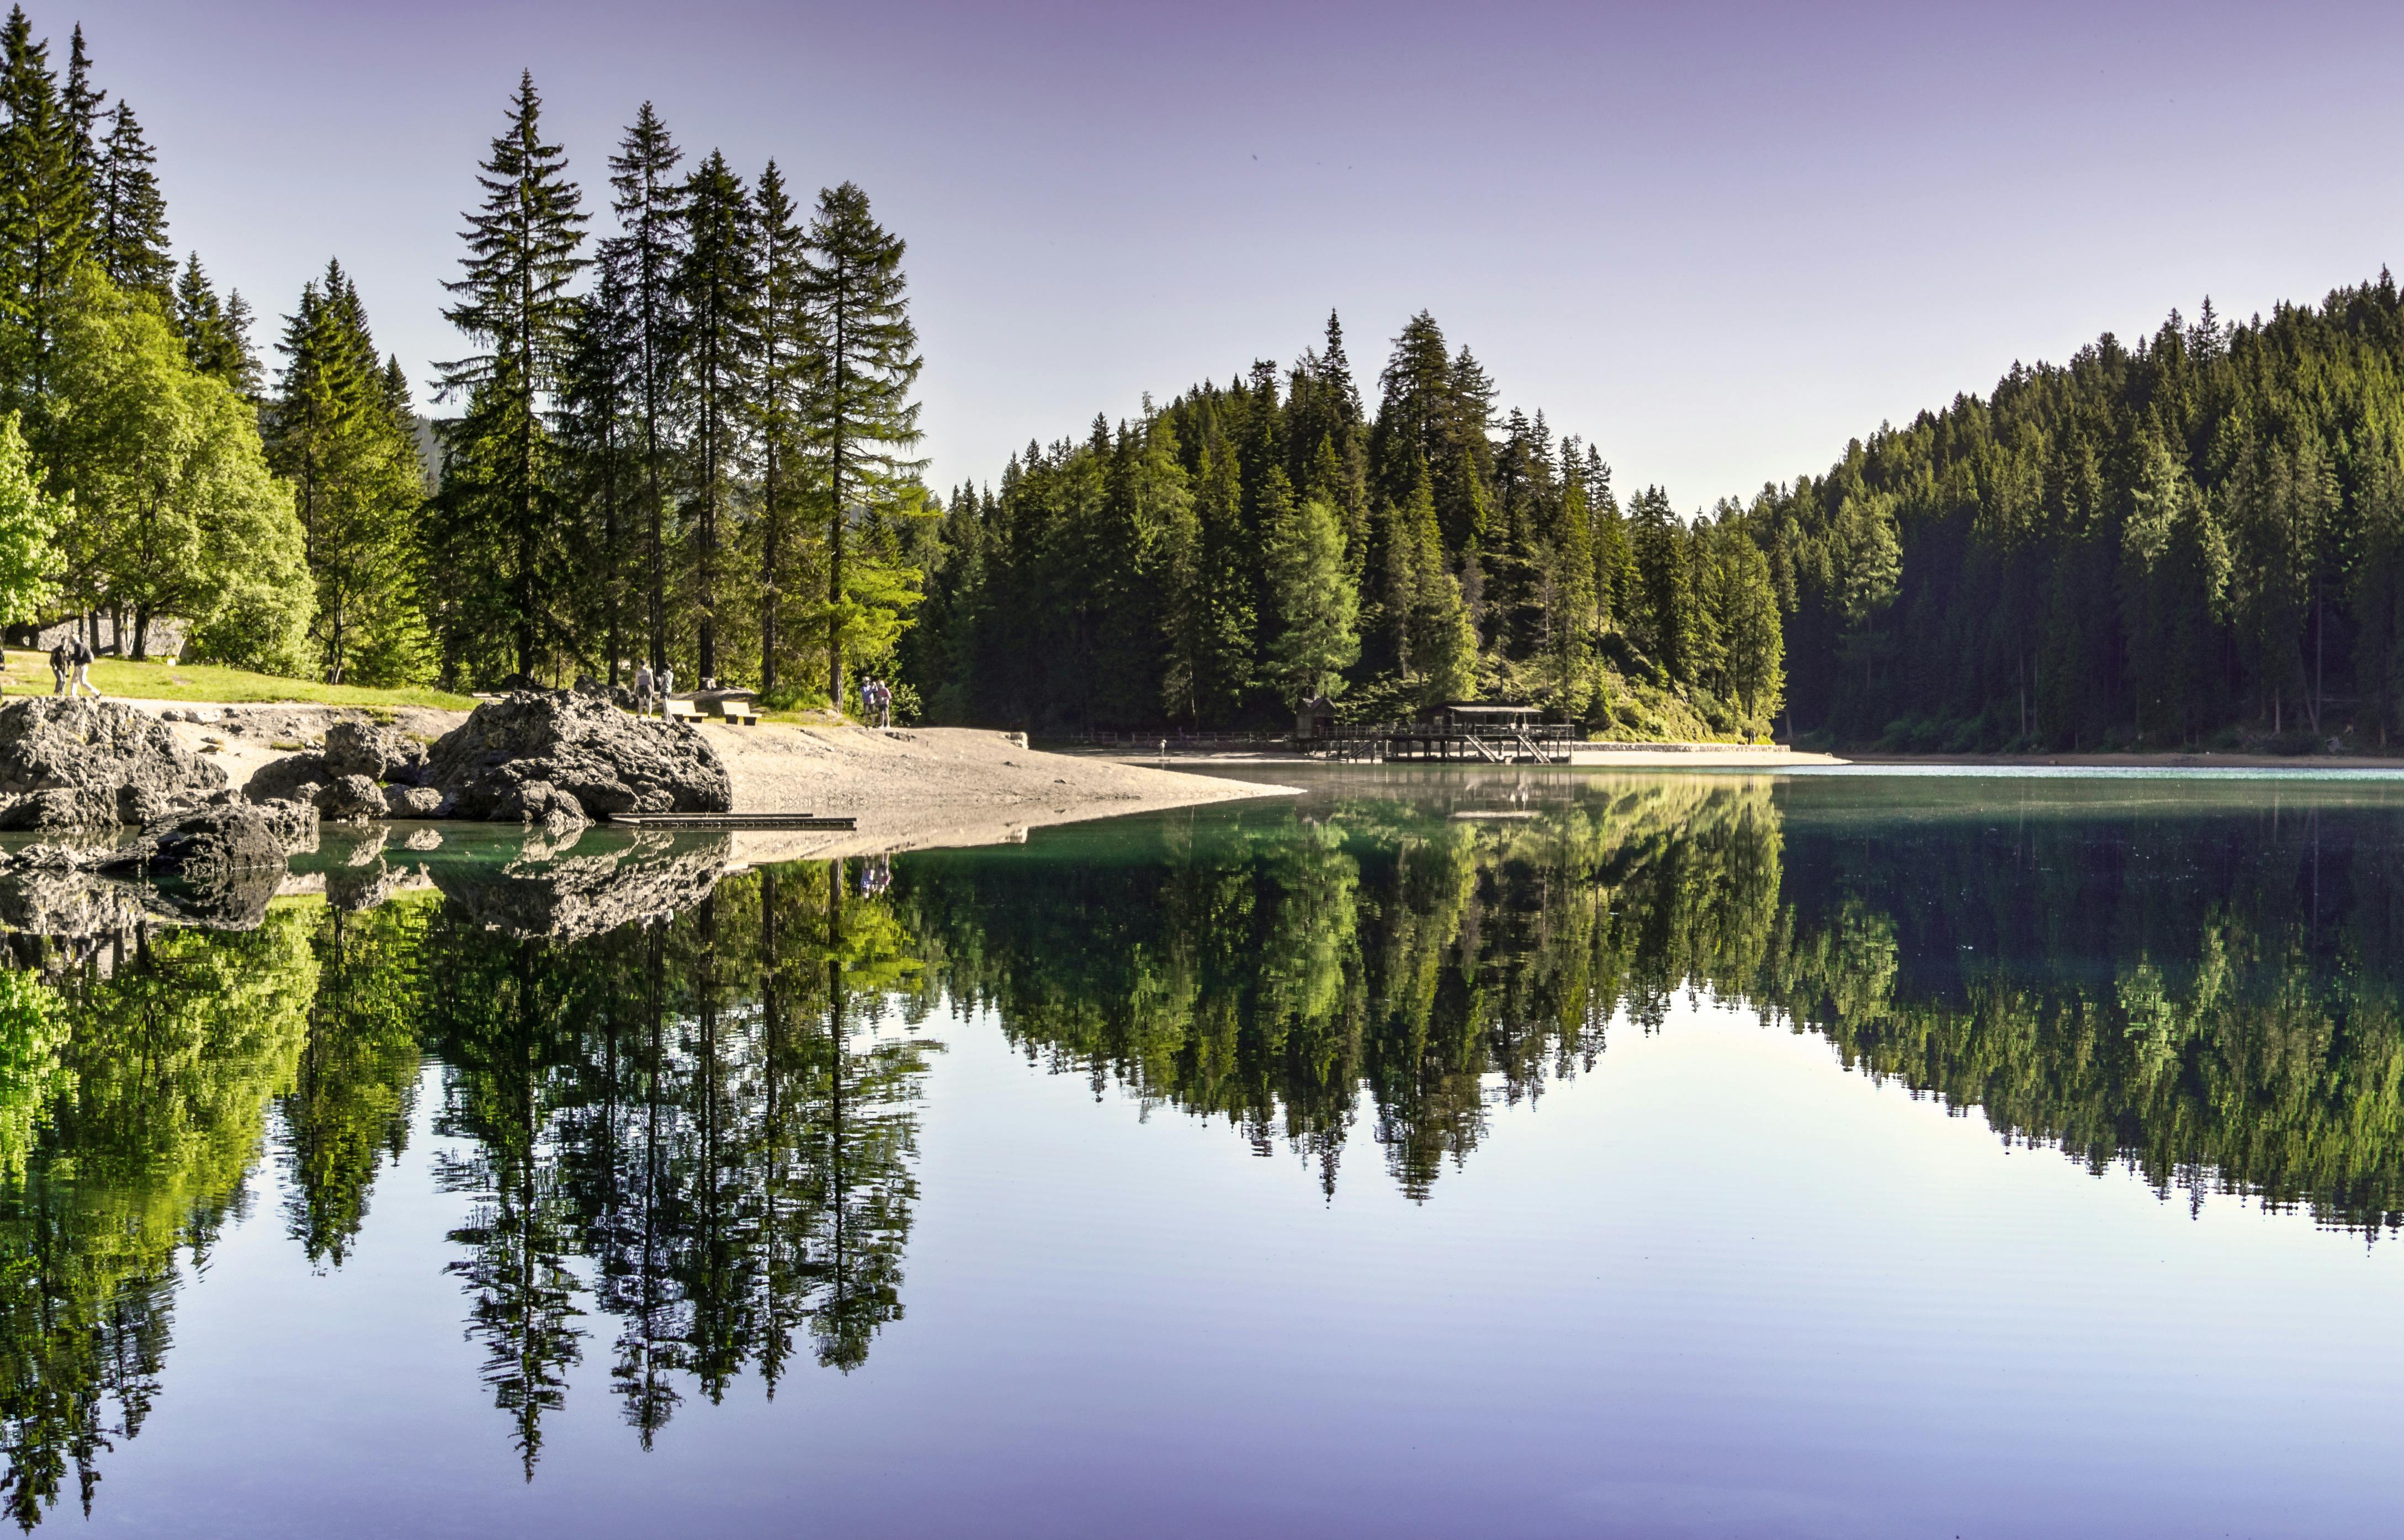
[658,666,675,717]
[633,662,655,717]
[877,679,893,729]
[47,639,66,696]
[67,633,95,699]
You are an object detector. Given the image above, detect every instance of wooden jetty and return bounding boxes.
[607,811,857,831]
[1297,701,1576,764]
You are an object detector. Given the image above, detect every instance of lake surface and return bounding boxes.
[2,768,2401,1538]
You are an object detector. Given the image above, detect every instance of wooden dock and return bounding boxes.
[606,811,857,831]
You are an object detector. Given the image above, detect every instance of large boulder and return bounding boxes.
[426,689,731,824]
[323,718,429,784]
[383,784,443,819]
[317,773,387,823]
[0,698,227,829]
[245,752,328,805]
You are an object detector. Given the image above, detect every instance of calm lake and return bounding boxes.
[3,768,2401,1538]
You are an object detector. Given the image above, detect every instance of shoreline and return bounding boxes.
[104,699,1297,856]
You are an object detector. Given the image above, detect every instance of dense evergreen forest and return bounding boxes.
[0,9,930,701]
[907,280,2404,751]
[903,311,1786,738]
[1756,282,2404,750]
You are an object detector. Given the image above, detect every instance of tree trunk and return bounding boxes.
[131,606,149,662]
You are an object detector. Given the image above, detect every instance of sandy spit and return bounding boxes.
[104,699,1294,857]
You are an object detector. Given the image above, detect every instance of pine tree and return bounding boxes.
[801,181,923,707]
[672,150,757,683]
[560,258,635,684]
[57,21,94,172]
[603,103,684,675]
[432,72,587,681]
[93,102,170,295]
[0,7,92,407]
[751,160,813,699]
[1262,474,1359,706]
[269,261,431,683]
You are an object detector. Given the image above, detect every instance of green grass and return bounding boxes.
[0,651,476,710]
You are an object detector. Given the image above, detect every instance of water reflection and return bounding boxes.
[0,773,2401,1523]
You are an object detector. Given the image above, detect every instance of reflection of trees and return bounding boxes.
[6,779,2404,1521]
[900,778,1777,1197]
[0,912,316,1530]
[903,778,2404,1230]
[421,861,933,1469]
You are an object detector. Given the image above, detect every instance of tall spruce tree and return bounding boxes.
[432,71,587,682]
[92,101,169,294]
[1262,473,1358,706]
[0,7,91,408]
[750,159,812,698]
[801,181,922,708]
[560,258,636,684]
[603,103,684,674]
[269,261,431,683]
[671,149,758,683]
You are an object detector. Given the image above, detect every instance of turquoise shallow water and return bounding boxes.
[2,768,2401,1537]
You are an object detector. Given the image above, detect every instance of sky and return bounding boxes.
[57,0,2404,510]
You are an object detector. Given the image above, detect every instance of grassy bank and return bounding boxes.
[0,651,477,710]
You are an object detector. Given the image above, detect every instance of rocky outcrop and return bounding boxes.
[426,688,731,824]
[0,698,227,829]
[383,784,443,817]
[317,773,388,822]
[323,719,429,784]
[245,752,328,805]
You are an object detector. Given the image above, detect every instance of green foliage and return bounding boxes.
[268,260,434,685]
[908,309,1760,735]
[46,267,311,671]
[431,70,588,683]
[1262,485,1360,704]
[1755,279,2404,748]
[0,408,55,625]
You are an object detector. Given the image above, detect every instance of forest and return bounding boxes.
[909,279,2404,748]
[902,311,1786,739]
[0,8,930,703]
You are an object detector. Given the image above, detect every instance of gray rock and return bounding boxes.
[244,752,329,805]
[383,783,443,819]
[323,718,430,783]
[0,697,226,830]
[402,827,443,851]
[317,774,386,822]
[425,689,731,824]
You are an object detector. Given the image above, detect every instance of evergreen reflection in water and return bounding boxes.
[0,774,2401,1522]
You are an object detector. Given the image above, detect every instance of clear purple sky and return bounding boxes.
[66,0,2404,508]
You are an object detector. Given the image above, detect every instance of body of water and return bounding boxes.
[1,769,2398,1537]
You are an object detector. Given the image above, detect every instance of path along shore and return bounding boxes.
[102,698,1296,859]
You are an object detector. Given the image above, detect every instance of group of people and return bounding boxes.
[618,660,896,726]
[629,662,676,717]
[859,676,894,728]
[48,634,96,698]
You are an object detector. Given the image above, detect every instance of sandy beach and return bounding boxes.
[105,699,1296,856]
